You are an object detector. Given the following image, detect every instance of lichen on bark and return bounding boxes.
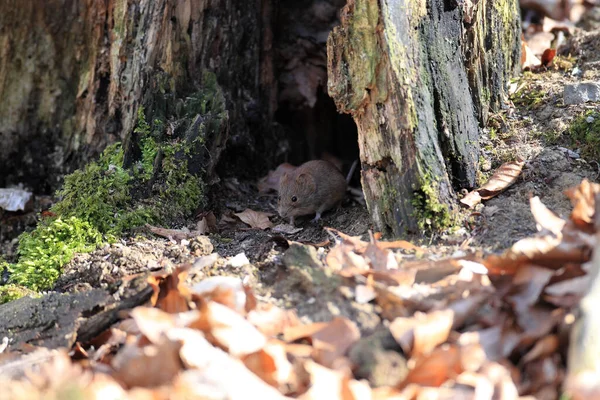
[327,0,520,236]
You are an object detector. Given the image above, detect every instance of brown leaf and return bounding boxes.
[283,321,330,343]
[145,224,206,242]
[521,39,542,70]
[364,241,399,271]
[541,48,556,67]
[566,179,600,229]
[147,265,191,313]
[112,338,183,388]
[247,304,301,336]
[460,190,483,208]
[242,340,293,389]
[298,360,370,400]
[484,234,593,274]
[311,317,361,368]
[390,310,454,358]
[530,196,566,235]
[171,330,290,400]
[258,163,297,193]
[402,345,463,387]
[461,161,525,208]
[191,301,267,357]
[326,243,369,273]
[324,227,369,253]
[376,240,423,252]
[509,265,555,307]
[522,335,559,364]
[190,276,248,314]
[478,160,525,200]
[235,209,274,230]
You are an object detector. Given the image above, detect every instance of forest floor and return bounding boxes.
[2,11,600,400]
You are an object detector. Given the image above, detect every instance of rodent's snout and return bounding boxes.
[277,204,288,218]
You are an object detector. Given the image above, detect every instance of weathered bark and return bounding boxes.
[327,0,521,235]
[0,0,275,192]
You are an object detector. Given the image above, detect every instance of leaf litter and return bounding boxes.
[2,179,600,399]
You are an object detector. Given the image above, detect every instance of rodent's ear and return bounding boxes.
[279,172,289,186]
[296,173,316,191]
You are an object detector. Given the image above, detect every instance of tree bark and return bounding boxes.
[327,0,521,235]
[0,0,275,192]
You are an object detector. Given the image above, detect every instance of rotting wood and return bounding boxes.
[327,0,520,235]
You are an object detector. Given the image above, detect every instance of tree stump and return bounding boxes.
[327,0,521,235]
[0,0,276,192]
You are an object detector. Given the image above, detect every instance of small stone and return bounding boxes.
[188,235,213,256]
[586,116,595,124]
[571,67,583,77]
[563,81,600,105]
[227,252,250,267]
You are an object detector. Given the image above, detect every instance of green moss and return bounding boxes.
[52,144,156,235]
[0,284,38,304]
[411,174,454,232]
[567,111,600,161]
[134,107,159,180]
[9,217,104,291]
[4,71,226,297]
[510,84,547,110]
[159,142,204,220]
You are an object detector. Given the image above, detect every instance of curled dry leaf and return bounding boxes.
[541,48,557,67]
[111,338,183,388]
[283,318,360,368]
[170,329,290,400]
[190,276,247,314]
[272,223,303,234]
[401,345,463,387]
[522,335,559,364]
[521,39,542,70]
[235,209,274,230]
[258,163,297,193]
[325,227,369,253]
[145,224,206,242]
[247,304,300,337]
[193,301,267,357]
[565,179,600,229]
[298,360,371,400]
[389,310,454,358]
[530,196,566,235]
[242,340,294,390]
[147,265,191,313]
[460,160,525,208]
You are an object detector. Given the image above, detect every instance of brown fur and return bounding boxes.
[277,160,347,223]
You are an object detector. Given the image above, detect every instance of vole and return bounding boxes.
[278,159,357,225]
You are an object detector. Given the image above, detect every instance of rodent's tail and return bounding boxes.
[346,159,358,184]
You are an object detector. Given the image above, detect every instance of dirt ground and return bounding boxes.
[41,22,600,336]
[2,11,600,398]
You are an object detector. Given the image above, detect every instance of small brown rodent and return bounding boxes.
[277,160,348,225]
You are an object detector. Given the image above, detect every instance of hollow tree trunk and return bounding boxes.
[327,0,521,235]
[0,0,276,193]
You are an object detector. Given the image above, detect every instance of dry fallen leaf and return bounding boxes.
[190,276,248,314]
[461,160,525,208]
[258,163,297,193]
[247,304,300,337]
[565,179,600,229]
[389,310,454,358]
[521,39,542,70]
[147,265,191,313]
[402,345,463,387]
[541,48,557,67]
[192,301,267,357]
[235,209,274,230]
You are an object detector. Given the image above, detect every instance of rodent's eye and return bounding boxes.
[278,195,281,202]
[291,196,297,202]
